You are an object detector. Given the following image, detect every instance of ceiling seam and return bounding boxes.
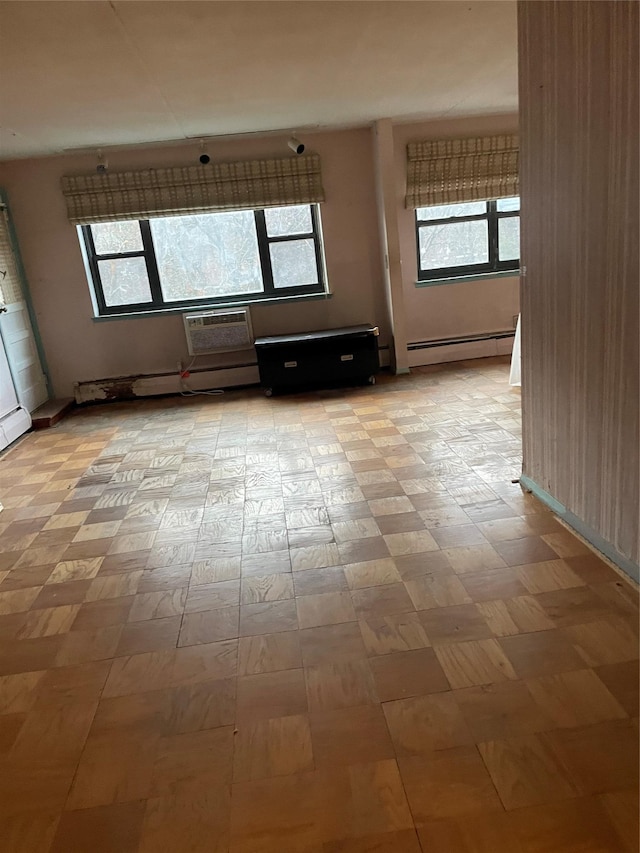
[107,0,186,142]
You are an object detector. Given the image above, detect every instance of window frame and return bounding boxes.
[81,204,327,316]
[415,199,520,282]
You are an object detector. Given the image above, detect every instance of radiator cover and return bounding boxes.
[254,324,380,395]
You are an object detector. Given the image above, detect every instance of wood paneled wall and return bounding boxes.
[518,0,639,566]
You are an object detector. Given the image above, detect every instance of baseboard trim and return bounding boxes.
[520,474,639,584]
[74,347,392,404]
[74,364,260,404]
[407,333,514,367]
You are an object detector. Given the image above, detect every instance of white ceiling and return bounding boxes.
[0,0,517,161]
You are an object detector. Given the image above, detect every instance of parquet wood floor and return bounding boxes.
[0,356,637,852]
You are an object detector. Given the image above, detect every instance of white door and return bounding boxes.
[0,332,18,420]
[0,330,30,449]
[0,202,48,413]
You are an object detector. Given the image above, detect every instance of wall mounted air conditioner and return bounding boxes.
[183,307,254,356]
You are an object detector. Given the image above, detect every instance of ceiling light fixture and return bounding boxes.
[287,136,305,155]
[96,149,108,174]
[198,139,211,165]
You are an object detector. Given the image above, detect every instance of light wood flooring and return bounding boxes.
[0,357,637,852]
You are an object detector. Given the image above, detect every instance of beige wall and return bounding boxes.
[393,115,520,346]
[0,128,388,397]
[0,113,521,398]
[519,0,639,567]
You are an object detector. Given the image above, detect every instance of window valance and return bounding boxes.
[61,154,325,225]
[406,134,519,208]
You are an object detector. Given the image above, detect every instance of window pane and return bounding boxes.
[269,239,318,288]
[151,212,262,302]
[92,221,143,255]
[98,257,152,306]
[419,221,488,271]
[416,201,486,221]
[498,217,520,261]
[496,196,520,212]
[264,205,312,237]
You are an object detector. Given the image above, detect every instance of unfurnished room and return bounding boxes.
[0,1,637,851]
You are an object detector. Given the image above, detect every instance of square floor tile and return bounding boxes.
[351,584,415,619]
[233,714,314,782]
[383,692,473,755]
[292,567,348,597]
[405,574,472,610]
[358,611,431,657]
[478,734,578,810]
[343,558,402,590]
[398,747,503,821]
[525,668,627,728]
[494,538,559,567]
[453,679,551,742]
[305,659,378,712]
[594,660,640,716]
[310,705,395,768]
[499,630,586,678]
[238,631,303,676]
[383,531,439,557]
[296,591,357,629]
[370,648,449,701]
[178,607,240,646]
[50,800,146,853]
[117,616,182,656]
[239,600,298,637]
[236,668,308,723]
[300,622,368,667]
[476,596,555,637]
[435,639,518,689]
[540,718,639,795]
[419,604,493,646]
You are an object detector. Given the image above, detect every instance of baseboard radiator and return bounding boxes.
[74,364,259,404]
[74,347,391,404]
[407,330,515,368]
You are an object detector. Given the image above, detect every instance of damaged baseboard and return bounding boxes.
[407,331,514,367]
[74,347,392,404]
[74,364,260,404]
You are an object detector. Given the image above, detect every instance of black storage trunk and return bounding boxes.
[254,324,380,396]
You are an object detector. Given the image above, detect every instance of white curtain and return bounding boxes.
[509,314,521,387]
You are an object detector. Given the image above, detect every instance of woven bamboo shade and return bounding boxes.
[406,134,519,208]
[62,154,325,224]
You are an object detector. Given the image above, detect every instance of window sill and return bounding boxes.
[91,290,333,322]
[415,270,520,288]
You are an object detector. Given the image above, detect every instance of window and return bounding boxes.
[415,197,520,281]
[80,204,326,316]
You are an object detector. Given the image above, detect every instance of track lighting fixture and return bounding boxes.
[288,136,305,155]
[96,149,108,174]
[199,140,211,165]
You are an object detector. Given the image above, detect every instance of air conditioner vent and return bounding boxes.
[183,308,254,355]
[199,311,247,327]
